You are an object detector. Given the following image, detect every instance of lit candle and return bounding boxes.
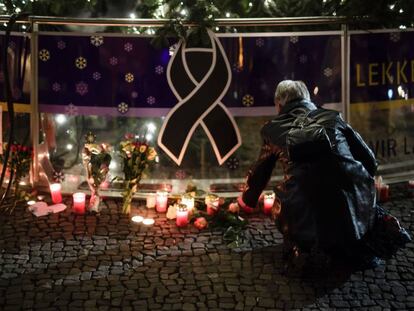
[379,184,390,202]
[131,215,144,223]
[72,192,86,214]
[176,204,188,227]
[27,200,36,206]
[263,192,275,215]
[181,194,195,214]
[408,180,414,188]
[146,193,156,209]
[205,194,219,215]
[156,191,168,213]
[50,183,62,204]
[143,218,155,226]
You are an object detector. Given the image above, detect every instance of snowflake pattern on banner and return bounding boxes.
[76,81,88,96]
[92,72,101,80]
[175,170,187,179]
[242,94,254,107]
[255,38,265,47]
[226,157,239,170]
[125,73,134,83]
[65,103,78,116]
[299,54,308,64]
[8,41,16,50]
[53,171,65,183]
[390,32,401,43]
[85,131,96,143]
[290,36,299,44]
[124,42,133,52]
[90,36,104,47]
[57,40,66,50]
[118,102,129,114]
[109,57,118,66]
[131,91,138,99]
[52,82,61,92]
[75,57,87,69]
[146,96,156,105]
[155,65,164,75]
[12,88,21,100]
[323,67,333,77]
[39,49,50,61]
[232,63,243,73]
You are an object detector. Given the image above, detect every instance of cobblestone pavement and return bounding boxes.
[0,184,413,311]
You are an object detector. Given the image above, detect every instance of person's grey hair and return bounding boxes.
[274,80,310,106]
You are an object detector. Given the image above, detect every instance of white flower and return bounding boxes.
[90,35,104,47]
[39,49,50,61]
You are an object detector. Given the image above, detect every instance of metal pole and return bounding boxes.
[29,17,40,185]
[0,15,351,28]
[341,23,350,122]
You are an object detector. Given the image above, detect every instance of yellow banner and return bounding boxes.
[0,102,31,113]
[351,99,414,112]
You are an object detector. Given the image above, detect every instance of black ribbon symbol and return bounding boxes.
[158,30,241,165]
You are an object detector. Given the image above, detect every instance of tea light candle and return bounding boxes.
[146,193,156,209]
[27,200,36,206]
[131,215,144,223]
[143,218,155,226]
[156,191,168,213]
[72,192,86,214]
[205,194,219,215]
[181,194,195,214]
[408,180,414,188]
[263,192,275,215]
[176,204,189,227]
[50,183,62,204]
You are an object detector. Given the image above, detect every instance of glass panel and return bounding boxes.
[37,32,342,193]
[350,31,414,182]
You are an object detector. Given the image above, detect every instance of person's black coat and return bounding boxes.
[242,99,378,251]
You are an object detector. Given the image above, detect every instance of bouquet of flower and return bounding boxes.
[82,133,112,212]
[119,133,157,214]
[0,143,33,209]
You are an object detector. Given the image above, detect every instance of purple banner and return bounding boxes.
[38,33,341,116]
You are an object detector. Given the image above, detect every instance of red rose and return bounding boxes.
[194,217,208,230]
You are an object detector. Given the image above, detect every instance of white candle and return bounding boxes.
[72,192,86,214]
[205,194,219,215]
[263,192,275,215]
[146,193,156,208]
[156,191,168,213]
[181,194,195,214]
[131,215,144,223]
[176,204,189,227]
[50,183,62,204]
[27,200,36,206]
[143,218,155,226]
